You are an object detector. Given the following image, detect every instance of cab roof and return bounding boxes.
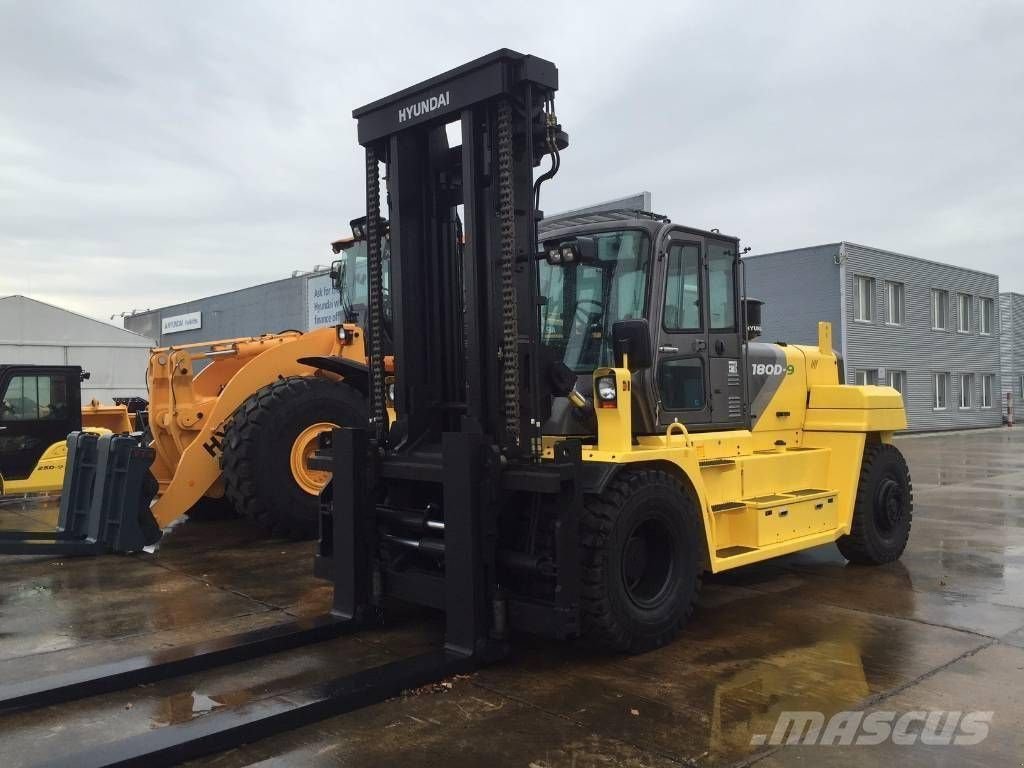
[538,208,739,244]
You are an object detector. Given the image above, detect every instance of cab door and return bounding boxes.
[705,239,745,427]
[0,368,80,481]
[654,236,711,427]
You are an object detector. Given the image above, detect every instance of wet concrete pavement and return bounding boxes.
[1,430,1023,766]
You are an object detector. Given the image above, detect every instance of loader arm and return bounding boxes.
[150,326,351,527]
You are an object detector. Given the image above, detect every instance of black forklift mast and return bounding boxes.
[317,48,581,658]
[355,48,559,452]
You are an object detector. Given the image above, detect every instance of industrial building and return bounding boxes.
[0,295,153,400]
[744,243,1001,432]
[122,194,654,347]
[123,268,340,346]
[1000,292,1024,415]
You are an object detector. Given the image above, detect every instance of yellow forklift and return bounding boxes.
[0,50,912,764]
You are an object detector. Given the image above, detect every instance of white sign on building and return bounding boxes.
[161,311,202,335]
[307,273,343,329]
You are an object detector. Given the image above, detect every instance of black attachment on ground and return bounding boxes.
[0,615,351,714]
[0,431,160,555]
[37,649,478,768]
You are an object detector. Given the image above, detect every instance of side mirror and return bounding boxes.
[612,319,653,370]
[330,259,344,291]
[744,298,764,341]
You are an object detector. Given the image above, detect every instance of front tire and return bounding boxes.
[221,376,366,539]
[581,469,703,653]
[837,442,913,565]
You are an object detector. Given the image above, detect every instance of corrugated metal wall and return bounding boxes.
[0,296,153,400]
[744,243,1002,432]
[840,243,1000,431]
[124,274,311,346]
[742,244,843,348]
[1000,293,1024,410]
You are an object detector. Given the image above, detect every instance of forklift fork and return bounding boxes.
[0,427,498,768]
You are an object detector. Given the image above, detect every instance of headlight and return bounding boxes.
[561,245,575,263]
[385,378,396,405]
[596,375,617,401]
[547,248,562,264]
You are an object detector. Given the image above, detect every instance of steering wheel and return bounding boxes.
[571,299,603,333]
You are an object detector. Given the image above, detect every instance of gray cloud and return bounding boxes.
[1,0,1021,323]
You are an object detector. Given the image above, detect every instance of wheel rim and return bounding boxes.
[621,516,675,609]
[289,422,338,495]
[873,475,905,536]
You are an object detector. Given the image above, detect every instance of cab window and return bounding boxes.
[663,243,701,331]
[707,242,737,330]
[657,358,705,410]
[1,374,69,421]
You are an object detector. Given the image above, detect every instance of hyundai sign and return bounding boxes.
[161,311,202,335]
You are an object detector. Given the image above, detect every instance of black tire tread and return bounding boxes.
[580,469,703,653]
[837,442,913,565]
[221,375,365,539]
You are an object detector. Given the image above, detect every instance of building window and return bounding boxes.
[979,297,994,335]
[887,369,906,394]
[981,374,994,409]
[1020,374,1024,398]
[854,275,874,322]
[884,281,905,325]
[856,369,879,386]
[957,293,971,333]
[933,373,949,410]
[959,373,973,409]
[931,289,948,330]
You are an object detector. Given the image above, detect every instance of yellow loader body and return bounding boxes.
[147,324,369,527]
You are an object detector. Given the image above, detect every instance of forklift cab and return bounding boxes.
[539,212,746,435]
[0,365,83,483]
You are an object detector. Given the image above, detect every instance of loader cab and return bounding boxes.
[0,365,83,483]
[539,211,746,435]
[330,228,392,332]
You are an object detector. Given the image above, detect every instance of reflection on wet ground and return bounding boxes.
[1,430,1023,766]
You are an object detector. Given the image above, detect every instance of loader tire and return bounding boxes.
[580,469,703,653]
[837,442,913,565]
[222,376,366,539]
[186,495,236,522]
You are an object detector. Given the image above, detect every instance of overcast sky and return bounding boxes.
[1,0,1022,324]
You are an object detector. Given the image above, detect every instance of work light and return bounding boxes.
[596,375,617,406]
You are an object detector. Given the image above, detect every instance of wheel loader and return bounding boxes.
[146,231,393,537]
[1,50,914,763]
[0,234,390,552]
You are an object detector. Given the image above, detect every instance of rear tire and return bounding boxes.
[837,443,913,565]
[580,469,703,653]
[221,376,366,539]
